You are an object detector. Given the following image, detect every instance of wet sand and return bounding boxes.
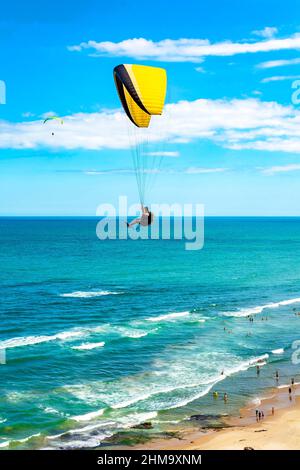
[133,383,300,450]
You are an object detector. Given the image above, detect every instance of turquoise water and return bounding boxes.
[1,217,300,449]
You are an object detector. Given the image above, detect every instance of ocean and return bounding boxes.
[1,216,300,449]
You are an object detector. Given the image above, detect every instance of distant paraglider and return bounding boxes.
[43,116,64,125]
[43,116,64,136]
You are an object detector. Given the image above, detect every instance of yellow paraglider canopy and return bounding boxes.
[113,64,167,128]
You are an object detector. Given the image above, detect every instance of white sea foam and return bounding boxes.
[65,351,269,415]
[114,326,158,339]
[277,382,300,389]
[237,354,269,368]
[15,432,41,443]
[71,342,105,351]
[190,355,266,404]
[222,297,300,317]
[152,418,183,425]
[124,331,149,338]
[60,291,122,298]
[111,393,154,409]
[168,383,219,410]
[146,311,190,322]
[0,319,149,354]
[71,409,105,422]
[50,433,113,449]
[6,391,32,403]
[0,309,195,353]
[120,411,157,429]
[71,411,157,433]
[47,432,67,440]
[68,421,114,434]
[41,406,63,416]
[251,397,261,406]
[46,411,157,449]
[3,432,42,447]
[0,330,85,350]
[0,441,10,448]
[167,354,270,409]
[272,348,284,354]
[55,331,85,341]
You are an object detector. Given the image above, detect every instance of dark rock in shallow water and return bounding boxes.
[191,414,218,421]
[164,431,182,439]
[103,431,151,446]
[190,414,229,429]
[132,421,153,430]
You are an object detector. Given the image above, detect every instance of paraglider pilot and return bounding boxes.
[127,205,153,227]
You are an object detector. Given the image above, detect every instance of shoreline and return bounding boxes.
[131,382,300,450]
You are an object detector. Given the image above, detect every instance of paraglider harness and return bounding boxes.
[138,210,153,226]
[147,211,153,226]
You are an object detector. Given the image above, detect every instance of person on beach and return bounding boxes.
[289,386,292,400]
[258,411,261,420]
[126,205,153,228]
[271,406,275,416]
[275,370,279,381]
[291,377,295,386]
[261,411,264,419]
[223,393,228,402]
[256,365,260,375]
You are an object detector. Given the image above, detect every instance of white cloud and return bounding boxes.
[0,109,131,150]
[252,27,278,39]
[185,167,227,174]
[257,57,300,69]
[22,111,35,118]
[261,75,300,83]
[261,164,300,175]
[195,66,206,73]
[68,33,300,62]
[143,151,179,157]
[82,166,227,175]
[41,111,59,119]
[227,139,300,152]
[85,168,161,175]
[84,169,133,175]
[2,97,300,154]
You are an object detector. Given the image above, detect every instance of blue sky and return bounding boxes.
[1,0,300,215]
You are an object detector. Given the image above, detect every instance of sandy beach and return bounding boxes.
[133,383,300,450]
